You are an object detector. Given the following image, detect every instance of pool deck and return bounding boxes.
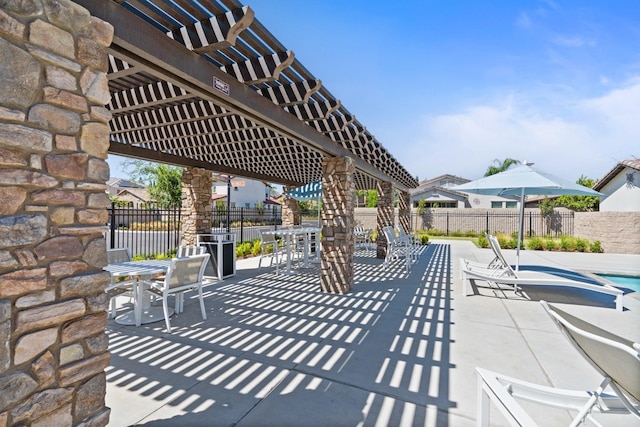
[105,240,640,426]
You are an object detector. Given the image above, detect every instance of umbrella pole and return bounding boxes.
[516,187,525,271]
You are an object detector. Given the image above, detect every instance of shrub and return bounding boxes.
[251,239,262,256]
[451,230,463,237]
[575,238,588,252]
[590,240,603,253]
[527,237,544,250]
[236,242,252,258]
[559,235,576,252]
[477,235,489,248]
[419,234,429,245]
[544,239,557,251]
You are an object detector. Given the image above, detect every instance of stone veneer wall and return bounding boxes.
[181,167,213,246]
[320,156,355,294]
[376,181,394,259]
[575,211,640,254]
[0,2,113,425]
[281,185,301,227]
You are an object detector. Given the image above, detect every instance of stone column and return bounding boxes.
[0,3,113,426]
[320,156,355,294]
[376,181,394,259]
[281,185,300,227]
[181,167,213,246]
[398,190,411,234]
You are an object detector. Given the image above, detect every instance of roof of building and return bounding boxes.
[594,159,640,191]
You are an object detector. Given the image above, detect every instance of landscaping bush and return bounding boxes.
[526,237,544,250]
[544,239,557,251]
[477,235,489,248]
[590,240,603,253]
[559,235,576,252]
[236,242,252,258]
[575,238,589,252]
[251,239,262,256]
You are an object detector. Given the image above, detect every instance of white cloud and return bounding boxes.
[404,79,640,182]
[551,36,596,47]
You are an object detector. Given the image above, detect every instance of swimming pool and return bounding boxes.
[597,274,640,293]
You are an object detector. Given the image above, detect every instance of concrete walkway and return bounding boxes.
[105,241,640,426]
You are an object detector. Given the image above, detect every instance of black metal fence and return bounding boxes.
[414,209,574,238]
[211,206,282,242]
[107,203,282,256]
[107,203,182,256]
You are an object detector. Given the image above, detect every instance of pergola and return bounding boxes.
[78,0,418,193]
[77,0,419,294]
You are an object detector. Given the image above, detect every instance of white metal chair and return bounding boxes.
[477,301,640,426]
[105,248,135,318]
[382,226,411,273]
[173,245,208,313]
[354,226,372,250]
[258,230,280,271]
[141,253,210,333]
[396,226,419,261]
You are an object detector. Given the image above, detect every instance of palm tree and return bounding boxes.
[484,158,519,177]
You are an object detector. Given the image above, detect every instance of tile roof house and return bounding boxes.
[410,174,520,209]
[594,159,640,212]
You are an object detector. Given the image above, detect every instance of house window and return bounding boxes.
[505,201,518,209]
[491,202,503,208]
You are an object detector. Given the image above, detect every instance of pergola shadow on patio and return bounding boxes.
[105,245,456,426]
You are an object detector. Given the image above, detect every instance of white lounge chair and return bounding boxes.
[477,301,640,426]
[461,235,624,311]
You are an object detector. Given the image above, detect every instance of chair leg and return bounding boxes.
[162,294,172,333]
[198,287,207,320]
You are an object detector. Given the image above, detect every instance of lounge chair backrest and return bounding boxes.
[486,234,517,277]
[542,302,640,415]
[177,245,206,257]
[107,248,131,264]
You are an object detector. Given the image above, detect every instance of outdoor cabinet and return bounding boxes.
[197,232,236,279]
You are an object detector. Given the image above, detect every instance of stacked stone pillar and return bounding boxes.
[320,156,355,294]
[0,2,113,425]
[398,190,411,234]
[376,181,394,259]
[281,185,301,227]
[181,167,213,246]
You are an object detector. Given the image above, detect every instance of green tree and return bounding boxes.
[484,158,519,177]
[365,189,378,207]
[538,196,556,235]
[123,160,183,206]
[417,198,427,215]
[555,175,599,212]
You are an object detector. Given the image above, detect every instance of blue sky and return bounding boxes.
[108,0,640,183]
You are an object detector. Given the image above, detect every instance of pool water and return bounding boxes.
[597,274,640,293]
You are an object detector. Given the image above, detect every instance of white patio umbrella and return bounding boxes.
[451,164,602,270]
[284,180,322,226]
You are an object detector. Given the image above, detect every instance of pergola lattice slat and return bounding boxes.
[78,0,418,192]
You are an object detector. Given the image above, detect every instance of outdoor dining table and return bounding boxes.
[103,259,172,326]
[262,227,321,274]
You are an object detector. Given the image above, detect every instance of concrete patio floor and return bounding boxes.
[105,240,640,426]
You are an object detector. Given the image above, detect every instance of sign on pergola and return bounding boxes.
[78,0,418,193]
